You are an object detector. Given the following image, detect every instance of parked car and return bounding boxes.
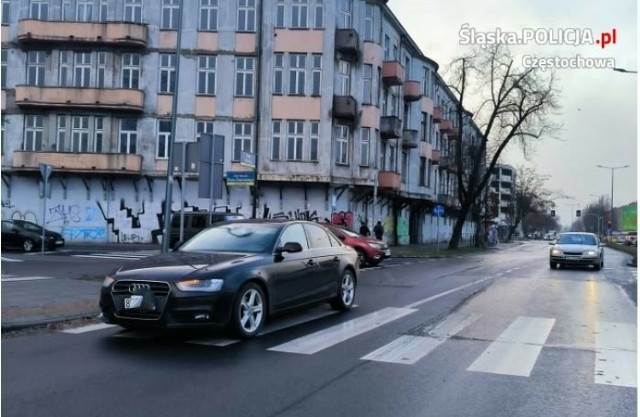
[100,219,358,337]
[1,219,65,252]
[624,231,637,246]
[549,232,604,270]
[169,211,244,249]
[325,225,390,267]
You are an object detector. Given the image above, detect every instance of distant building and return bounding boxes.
[488,164,519,240]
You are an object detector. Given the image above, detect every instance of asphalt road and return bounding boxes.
[2,242,637,417]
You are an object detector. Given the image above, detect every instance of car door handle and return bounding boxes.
[306,259,316,267]
[332,256,340,262]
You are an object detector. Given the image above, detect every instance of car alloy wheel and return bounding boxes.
[23,239,35,252]
[232,283,265,338]
[331,270,355,311]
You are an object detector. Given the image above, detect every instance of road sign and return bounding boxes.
[239,151,256,169]
[227,171,256,187]
[433,204,445,217]
[39,163,52,181]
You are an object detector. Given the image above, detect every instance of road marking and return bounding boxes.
[467,316,555,377]
[594,321,637,388]
[362,312,480,364]
[404,277,493,309]
[268,307,416,355]
[62,323,116,334]
[1,276,55,282]
[1,256,24,263]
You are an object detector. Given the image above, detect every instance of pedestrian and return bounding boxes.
[373,221,384,240]
[359,220,370,237]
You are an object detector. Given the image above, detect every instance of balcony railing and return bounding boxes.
[382,61,404,86]
[332,95,358,120]
[380,116,402,139]
[439,119,453,133]
[403,80,422,102]
[17,19,148,47]
[431,149,441,164]
[335,28,359,57]
[433,106,444,122]
[12,151,142,174]
[401,129,419,149]
[15,85,144,112]
[378,171,401,190]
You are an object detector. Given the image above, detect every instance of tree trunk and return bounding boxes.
[505,214,523,242]
[448,201,473,249]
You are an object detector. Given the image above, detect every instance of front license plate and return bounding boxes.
[124,295,144,309]
[55,240,64,245]
[385,249,391,256]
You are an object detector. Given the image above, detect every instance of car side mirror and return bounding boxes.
[275,241,303,254]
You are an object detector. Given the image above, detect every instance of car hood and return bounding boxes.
[552,244,598,252]
[113,251,254,282]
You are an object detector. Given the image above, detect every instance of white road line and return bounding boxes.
[186,337,241,347]
[362,312,480,364]
[594,321,637,388]
[62,323,116,334]
[467,316,555,377]
[268,307,416,355]
[404,277,493,309]
[1,276,55,282]
[1,256,24,263]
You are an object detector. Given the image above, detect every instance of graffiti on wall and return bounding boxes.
[47,204,81,226]
[120,199,145,229]
[150,200,167,245]
[63,227,107,241]
[261,203,322,222]
[96,201,120,242]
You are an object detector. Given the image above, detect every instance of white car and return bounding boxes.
[549,232,604,270]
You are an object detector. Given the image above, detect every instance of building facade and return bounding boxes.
[488,163,518,240]
[1,0,482,245]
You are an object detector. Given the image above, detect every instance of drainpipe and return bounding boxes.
[251,0,264,218]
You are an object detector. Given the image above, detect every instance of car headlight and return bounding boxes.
[551,249,563,256]
[102,276,115,288]
[583,250,597,257]
[368,243,382,249]
[176,278,223,292]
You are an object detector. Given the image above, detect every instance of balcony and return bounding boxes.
[378,171,401,190]
[17,19,147,48]
[433,106,444,122]
[335,28,359,57]
[15,85,144,112]
[403,80,422,102]
[401,129,419,149]
[439,119,453,133]
[380,116,402,139]
[431,149,441,164]
[382,61,404,86]
[12,151,142,175]
[332,95,358,120]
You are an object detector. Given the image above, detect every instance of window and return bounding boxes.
[275,0,285,28]
[359,128,370,167]
[74,52,92,87]
[199,0,218,31]
[98,0,108,21]
[2,0,10,24]
[334,125,349,165]
[29,0,48,19]
[119,118,138,154]
[62,0,71,20]
[310,121,319,161]
[389,144,396,171]
[271,121,281,160]
[289,54,305,95]
[364,3,374,41]
[336,60,350,95]
[237,0,256,32]
[291,0,308,28]
[159,54,176,93]
[0,50,6,89]
[56,115,66,151]
[121,53,140,89]
[304,224,332,248]
[419,157,426,186]
[362,64,373,104]
[124,0,142,23]
[233,122,253,162]
[311,55,322,95]
[94,116,103,152]
[421,113,427,142]
[196,120,214,139]
[286,121,304,161]
[384,35,390,60]
[427,159,432,187]
[71,116,90,152]
[97,52,106,88]
[162,0,180,29]
[24,115,44,151]
[313,0,323,28]
[337,0,352,29]
[157,120,171,158]
[58,50,71,86]
[422,66,429,96]
[235,57,254,97]
[27,51,46,86]
[197,55,216,95]
[76,0,92,22]
[274,53,283,94]
[278,223,309,250]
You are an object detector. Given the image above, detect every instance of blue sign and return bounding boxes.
[226,171,255,186]
[240,151,256,168]
[433,204,445,217]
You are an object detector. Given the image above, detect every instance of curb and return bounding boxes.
[1,310,100,333]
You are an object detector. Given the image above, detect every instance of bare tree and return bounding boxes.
[445,45,561,249]
[505,166,553,242]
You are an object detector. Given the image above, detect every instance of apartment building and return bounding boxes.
[0,0,482,245]
[488,163,518,239]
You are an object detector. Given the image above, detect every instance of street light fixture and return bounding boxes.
[596,164,629,238]
[613,67,638,74]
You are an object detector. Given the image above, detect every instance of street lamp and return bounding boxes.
[596,164,629,238]
[613,67,638,74]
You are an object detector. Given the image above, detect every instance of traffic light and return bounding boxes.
[550,210,555,217]
[576,210,581,217]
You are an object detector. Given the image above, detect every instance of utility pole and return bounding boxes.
[597,164,629,239]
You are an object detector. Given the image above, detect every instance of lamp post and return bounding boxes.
[613,67,638,74]
[597,164,629,239]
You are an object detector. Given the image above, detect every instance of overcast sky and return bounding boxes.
[389,0,638,228]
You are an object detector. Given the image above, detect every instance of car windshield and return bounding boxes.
[20,222,42,233]
[178,223,280,253]
[557,234,597,245]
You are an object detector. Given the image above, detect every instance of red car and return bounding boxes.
[327,226,390,266]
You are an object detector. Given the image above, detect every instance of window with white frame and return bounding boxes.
[271,120,281,160]
[389,144,396,171]
[419,157,426,186]
[196,120,214,139]
[59,51,72,87]
[124,0,142,23]
[94,116,104,152]
[159,54,176,93]
[291,0,308,28]
[76,0,92,22]
[199,0,218,30]
[157,120,171,158]
[62,0,71,20]
[381,89,388,115]
[119,118,138,154]
[233,122,253,161]
[289,54,305,95]
[287,121,304,161]
[422,66,429,96]
[97,52,106,88]
[121,53,140,89]
[421,112,427,142]
[98,0,108,21]
[313,0,323,28]
[427,159,432,187]
[161,0,180,29]
[27,51,46,86]
[311,55,322,95]
[56,115,66,151]
[275,0,285,28]
[74,52,92,87]
[1,50,6,89]
[29,0,48,19]
[71,116,90,152]
[336,59,350,95]
[197,55,216,95]
[235,57,254,97]
[379,141,386,170]
[359,127,370,167]
[383,35,390,60]
[237,0,256,32]
[274,53,284,94]
[337,0,352,29]
[334,125,349,165]
[310,121,319,161]
[364,3,374,41]
[2,0,10,24]
[404,55,411,79]
[428,115,433,144]
[362,64,373,104]
[24,115,44,151]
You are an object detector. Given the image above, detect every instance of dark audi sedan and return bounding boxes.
[100,220,359,337]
